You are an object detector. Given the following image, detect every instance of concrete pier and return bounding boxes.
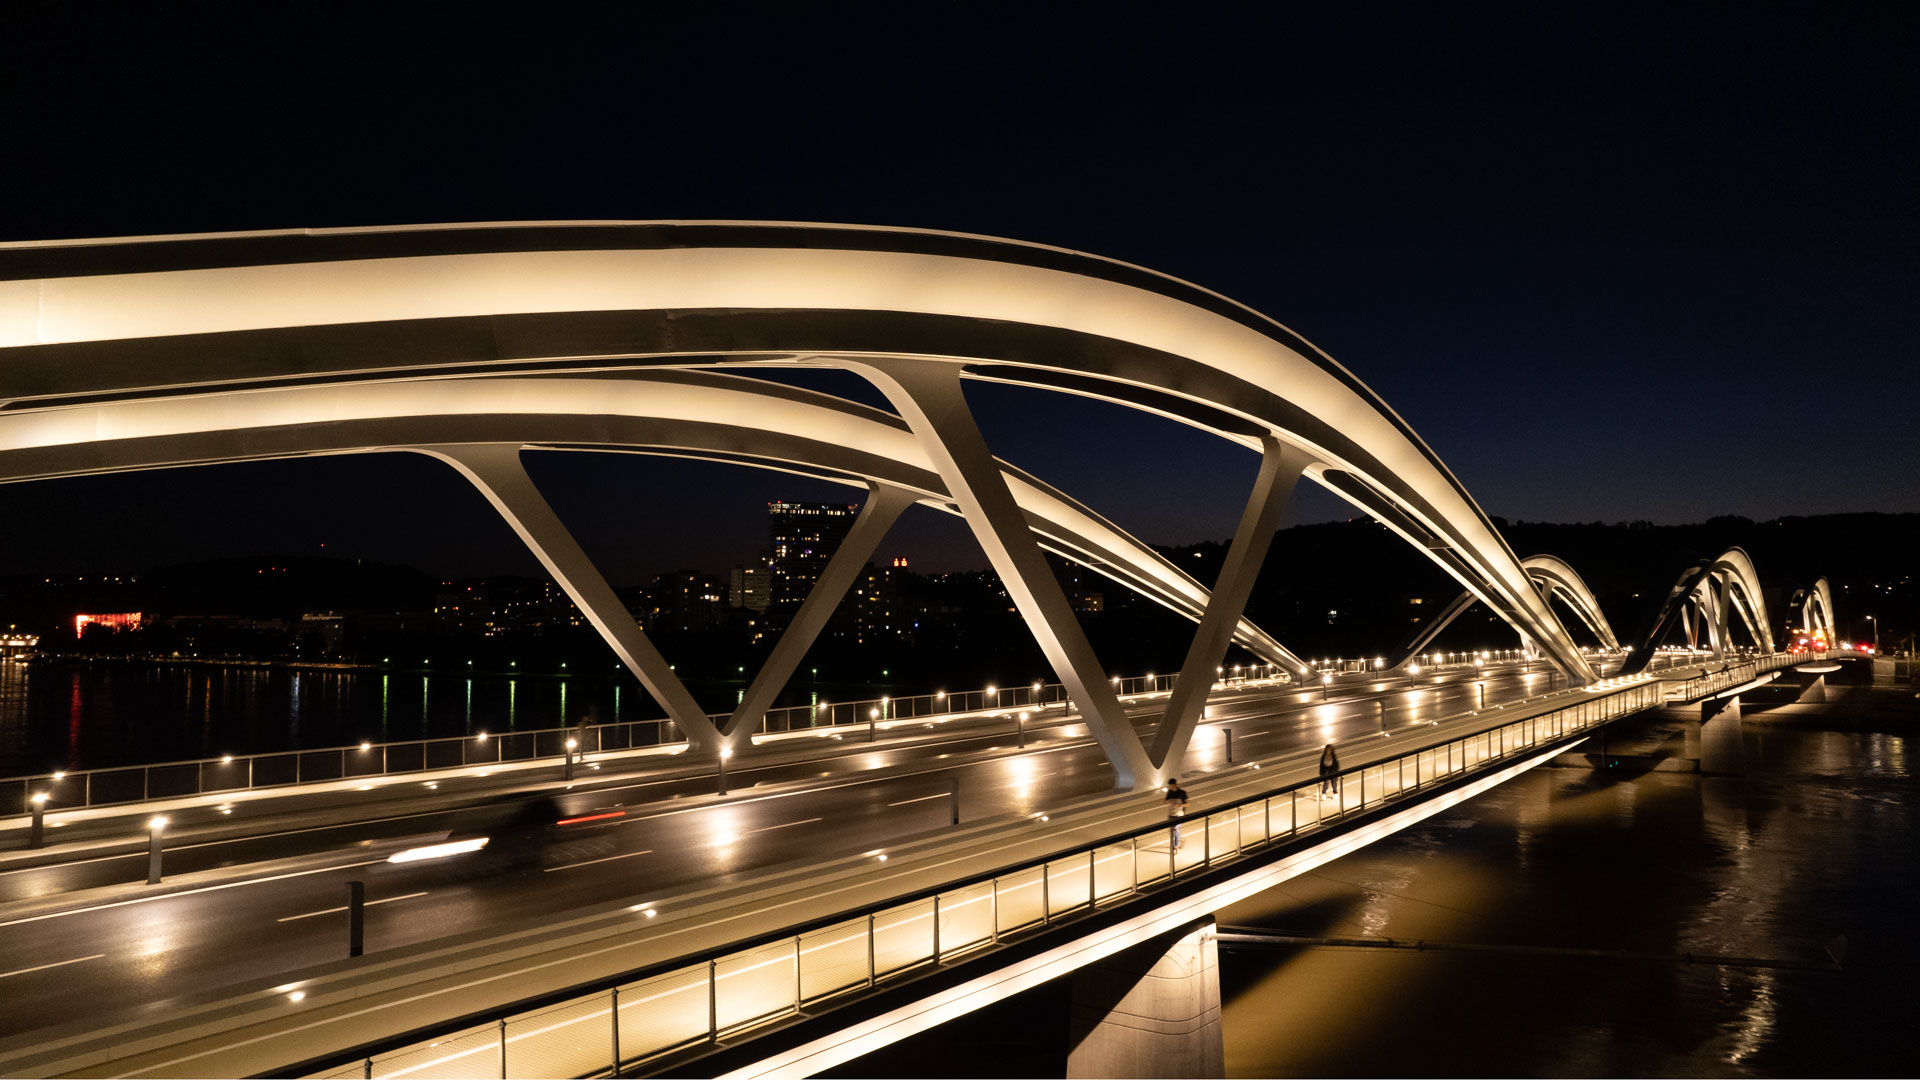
[1067,918,1224,1078]
[1699,694,1746,776]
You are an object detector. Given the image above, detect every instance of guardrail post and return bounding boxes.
[708,959,718,1041]
[932,895,941,961]
[867,915,877,985]
[990,880,1000,943]
[1041,867,1050,924]
[28,793,46,848]
[1088,849,1096,909]
[610,986,620,1073]
[794,935,804,1006]
[497,1018,507,1079]
[347,880,365,957]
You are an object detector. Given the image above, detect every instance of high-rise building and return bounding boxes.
[766,501,859,615]
[728,564,771,613]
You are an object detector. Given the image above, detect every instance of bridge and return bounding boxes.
[0,223,1832,1077]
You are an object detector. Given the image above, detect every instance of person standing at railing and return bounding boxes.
[574,707,597,762]
[1319,743,1340,799]
[1165,778,1189,851]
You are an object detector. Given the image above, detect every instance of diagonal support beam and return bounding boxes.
[846,359,1155,790]
[416,444,723,753]
[724,483,918,749]
[1150,438,1312,774]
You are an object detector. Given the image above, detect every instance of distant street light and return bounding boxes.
[1322,673,1333,701]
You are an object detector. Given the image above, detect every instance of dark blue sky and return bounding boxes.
[1,6,1913,583]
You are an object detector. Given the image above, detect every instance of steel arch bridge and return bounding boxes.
[0,221,1810,788]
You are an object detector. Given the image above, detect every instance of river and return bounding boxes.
[827,689,1918,1077]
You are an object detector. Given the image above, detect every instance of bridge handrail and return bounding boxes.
[292,677,1667,1080]
[0,671,1229,816]
[1663,651,1797,702]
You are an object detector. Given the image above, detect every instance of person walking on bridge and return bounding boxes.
[1318,743,1340,799]
[1165,778,1189,851]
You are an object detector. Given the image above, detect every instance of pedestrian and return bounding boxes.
[1165,777,1189,851]
[574,707,596,762]
[1318,743,1340,799]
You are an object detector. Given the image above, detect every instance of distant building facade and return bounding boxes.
[767,501,859,615]
[728,564,771,613]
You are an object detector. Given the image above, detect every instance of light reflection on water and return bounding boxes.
[1216,700,1918,1077]
[0,659,860,774]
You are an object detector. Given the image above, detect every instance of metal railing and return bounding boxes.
[301,677,1667,1080]
[1664,652,1798,701]
[1,672,1225,816]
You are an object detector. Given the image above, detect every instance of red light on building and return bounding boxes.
[74,612,143,638]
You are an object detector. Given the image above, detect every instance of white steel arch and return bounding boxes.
[0,221,1604,787]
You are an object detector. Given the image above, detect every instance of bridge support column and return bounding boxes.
[1798,675,1828,704]
[1066,917,1223,1079]
[1699,695,1745,776]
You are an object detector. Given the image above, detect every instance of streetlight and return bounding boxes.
[717,747,733,795]
[564,737,578,780]
[1322,673,1333,701]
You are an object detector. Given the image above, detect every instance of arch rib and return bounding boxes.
[420,443,721,751]
[848,357,1154,789]
[724,483,917,747]
[1150,437,1312,773]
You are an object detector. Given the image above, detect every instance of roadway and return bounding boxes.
[0,660,1599,1041]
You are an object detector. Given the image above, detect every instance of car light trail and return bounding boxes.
[386,838,488,864]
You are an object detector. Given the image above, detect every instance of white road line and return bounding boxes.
[0,953,105,979]
[542,849,654,872]
[0,857,391,929]
[277,891,429,922]
[748,817,822,835]
[886,794,946,807]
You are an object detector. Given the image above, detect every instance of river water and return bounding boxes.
[0,660,865,777]
[829,690,1919,1077]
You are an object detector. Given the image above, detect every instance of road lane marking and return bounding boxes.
[748,817,822,834]
[542,849,654,872]
[0,857,389,929]
[0,953,105,979]
[278,891,429,922]
[886,794,946,807]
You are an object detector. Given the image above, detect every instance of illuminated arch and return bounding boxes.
[1620,547,1774,672]
[1387,553,1619,667]
[0,221,1603,786]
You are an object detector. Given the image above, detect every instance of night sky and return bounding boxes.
[2,7,1913,585]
